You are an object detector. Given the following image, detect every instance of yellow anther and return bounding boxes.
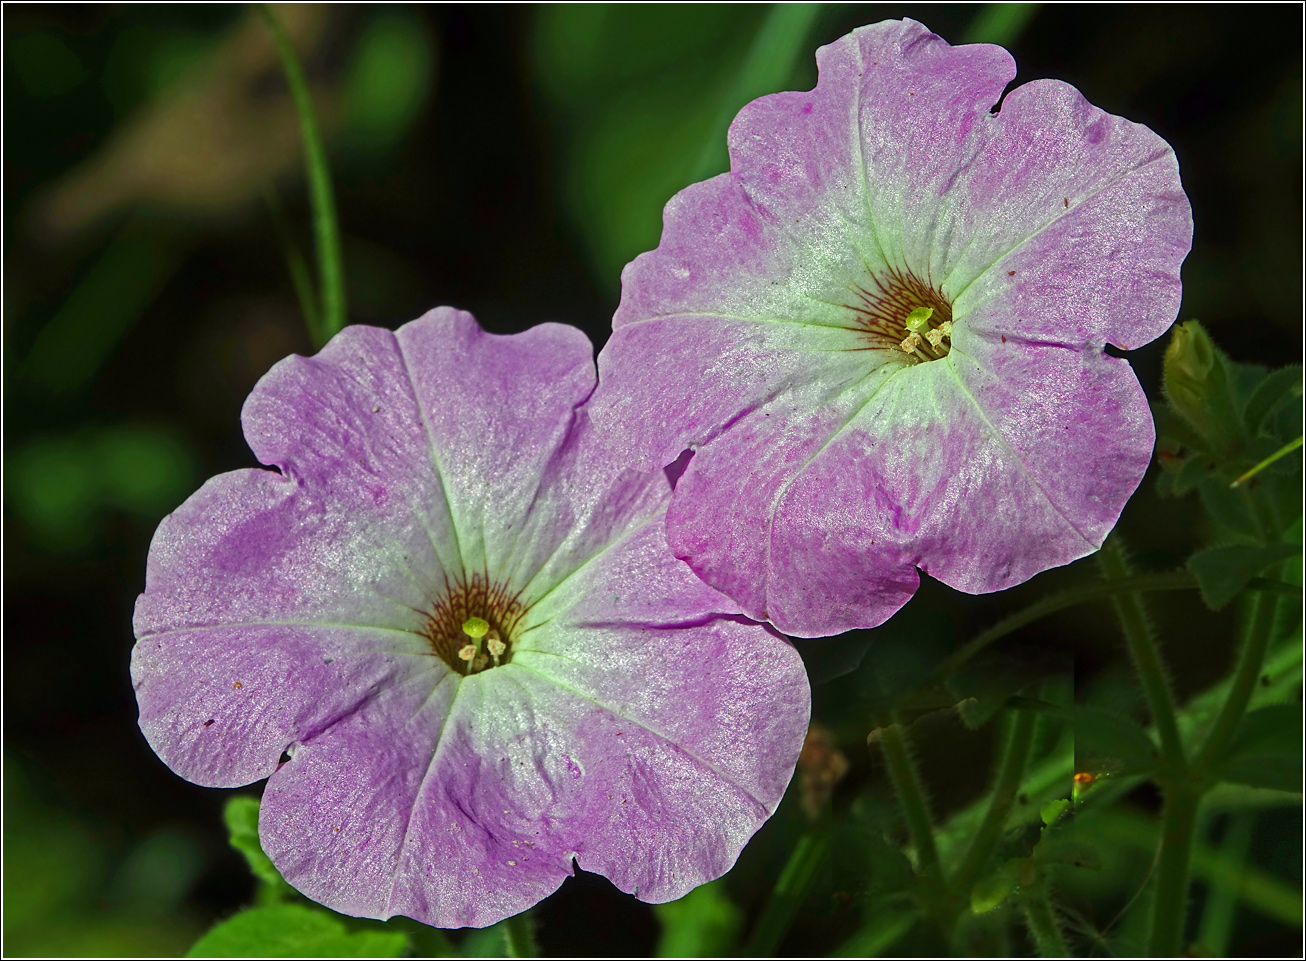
[899,332,923,353]
[457,644,477,662]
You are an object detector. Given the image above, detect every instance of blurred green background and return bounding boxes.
[4,4,1301,956]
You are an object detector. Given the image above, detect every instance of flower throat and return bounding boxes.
[421,573,526,675]
[848,265,954,363]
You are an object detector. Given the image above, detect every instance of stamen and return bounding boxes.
[457,644,477,662]
[899,331,923,353]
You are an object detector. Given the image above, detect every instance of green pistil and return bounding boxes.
[904,306,934,334]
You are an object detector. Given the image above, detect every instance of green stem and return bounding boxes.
[744,826,831,956]
[1022,884,1069,958]
[1097,539,1186,769]
[503,910,538,958]
[877,717,942,887]
[1148,786,1201,957]
[257,3,346,348]
[951,707,1037,898]
[1195,589,1280,772]
[1231,435,1303,487]
[1197,812,1255,955]
[261,184,320,336]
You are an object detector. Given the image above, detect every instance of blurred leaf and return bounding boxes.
[689,3,822,182]
[945,649,1068,730]
[960,3,1041,45]
[795,631,873,684]
[1031,837,1101,871]
[534,5,787,290]
[23,217,187,394]
[6,427,198,550]
[654,879,743,958]
[1074,707,1158,778]
[8,30,89,98]
[342,11,435,157]
[834,802,915,903]
[970,866,1020,914]
[187,903,408,958]
[36,5,334,238]
[852,604,955,714]
[1188,542,1302,610]
[831,911,918,957]
[224,796,291,903]
[1243,365,1303,436]
[1218,704,1304,792]
[460,920,510,958]
[1040,799,1070,828]
[108,828,205,914]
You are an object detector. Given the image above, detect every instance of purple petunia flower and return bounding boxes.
[589,19,1193,637]
[131,309,810,928]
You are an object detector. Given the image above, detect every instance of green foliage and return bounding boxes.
[654,880,743,958]
[342,12,436,158]
[223,796,293,904]
[1218,704,1304,792]
[532,5,813,292]
[7,427,197,550]
[1188,543,1303,609]
[186,904,408,958]
[1074,707,1158,777]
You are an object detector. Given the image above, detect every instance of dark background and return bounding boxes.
[4,4,1302,956]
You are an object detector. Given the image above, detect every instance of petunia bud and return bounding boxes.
[1162,321,1242,460]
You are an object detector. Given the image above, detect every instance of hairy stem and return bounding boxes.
[1022,885,1069,958]
[1148,785,1201,957]
[951,707,1037,898]
[1097,539,1186,768]
[878,716,943,887]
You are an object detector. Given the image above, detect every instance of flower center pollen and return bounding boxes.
[421,574,525,675]
[847,266,954,363]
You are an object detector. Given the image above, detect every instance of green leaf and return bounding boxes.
[1197,477,1263,543]
[945,649,1068,730]
[223,796,291,903]
[1040,798,1070,828]
[187,904,407,958]
[1219,704,1303,792]
[1031,837,1102,871]
[1242,365,1303,436]
[1172,454,1215,496]
[970,866,1020,914]
[795,631,873,685]
[654,880,743,958]
[834,803,915,901]
[1188,543,1302,610]
[460,921,510,958]
[1074,707,1158,777]
[852,604,955,714]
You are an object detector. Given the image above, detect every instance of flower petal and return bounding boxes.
[668,331,1153,636]
[132,622,436,787]
[259,523,808,927]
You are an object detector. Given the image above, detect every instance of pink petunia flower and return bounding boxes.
[131,309,809,928]
[590,19,1193,637]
